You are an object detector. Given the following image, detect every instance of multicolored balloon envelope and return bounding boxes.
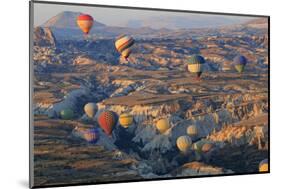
[187,55,205,78]
[115,34,134,60]
[83,128,99,144]
[119,113,134,128]
[233,55,247,73]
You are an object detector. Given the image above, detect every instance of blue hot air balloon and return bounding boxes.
[83,128,99,144]
[233,55,247,73]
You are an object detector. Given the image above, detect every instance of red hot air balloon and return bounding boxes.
[76,14,94,35]
[98,111,117,136]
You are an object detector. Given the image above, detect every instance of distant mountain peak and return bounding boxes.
[42,11,106,29]
[243,18,268,29]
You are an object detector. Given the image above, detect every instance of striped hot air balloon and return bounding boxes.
[187,55,205,78]
[176,135,192,153]
[98,111,118,136]
[233,55,247,73]
[77,14,94,35]
[119,113,134,128]
[83,128,99,144]
[115,34,134,60]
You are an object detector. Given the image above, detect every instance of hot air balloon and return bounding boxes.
[156,118,170,134]
[186,125,198,137]
[83,128,99,144]
[259,159,268,172]
[60,109,74,120]
[115,34,134,61]
[187,55,205,79]
[193,140,206,153]
[233,55,247,73]
[84,103,97,118]
[176,135,192,153]
[121,48,132,60]
[77,14,94,35]
[98,111,117,135]
[119,113,133,128]
[201,143,213,153]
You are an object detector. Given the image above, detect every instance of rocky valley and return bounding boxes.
[31,12,268,187]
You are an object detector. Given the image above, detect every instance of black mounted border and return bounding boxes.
[29,0,270,188]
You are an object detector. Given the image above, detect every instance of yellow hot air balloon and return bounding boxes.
[84,103,97,118]
[259,159,268,172]
[187,125,198,137]
[156,118,170,134]
[176,135,192,153]
[119,113,133,128]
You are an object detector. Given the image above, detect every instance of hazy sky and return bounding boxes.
[33,2,256,28]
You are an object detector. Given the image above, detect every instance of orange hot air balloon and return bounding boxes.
[98,111,117,136]
[77,14,94,35]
